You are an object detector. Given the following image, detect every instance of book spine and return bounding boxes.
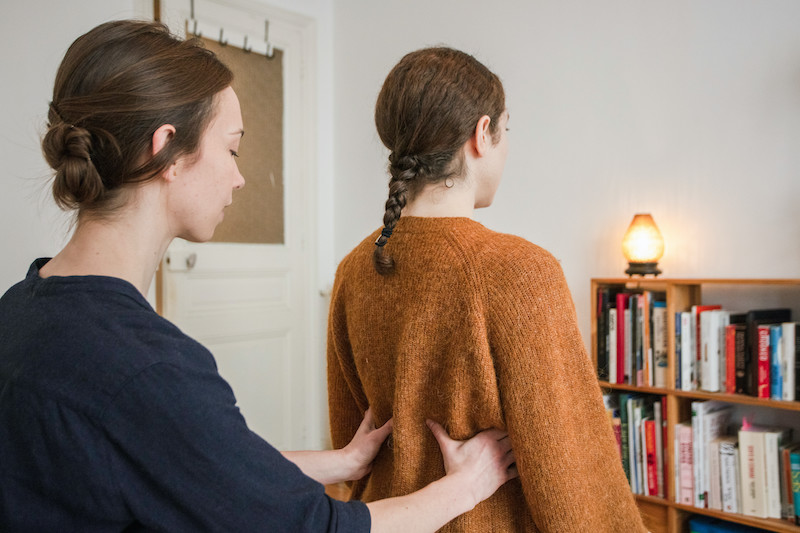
[725,325,736,394]
[735,322,748,394]
[708,439,722,510]
[645,419,658,496]
[597,287,609,381]
[771,325,783,400]
[609,309,618,383]
[720,440,739,513]
[654,400,664,498]
[791,449,800,525]
[765,431,784,518]
[782,445,794,519]
[678,423,694,505]
[757,325,771,399]
[681,312,694,391]
[654,302,667,388]
[675,312,682,390]
[739,430,768,518]
[782,323,795,401]
[616,294,628,385]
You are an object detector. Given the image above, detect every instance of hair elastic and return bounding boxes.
[374,226,394,247]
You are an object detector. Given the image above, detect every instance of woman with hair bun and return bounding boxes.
[0,21,517,532]
[327,47,647,531]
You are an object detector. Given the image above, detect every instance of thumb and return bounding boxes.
[426,419,452,448]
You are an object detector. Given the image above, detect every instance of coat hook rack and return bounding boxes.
[264,20,275,59]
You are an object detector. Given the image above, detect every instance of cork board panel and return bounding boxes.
[200,36,284,244]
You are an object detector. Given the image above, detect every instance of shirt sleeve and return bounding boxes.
[487,248,647,533]
[101,359,370,532]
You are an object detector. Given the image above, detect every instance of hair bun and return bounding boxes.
[42,121,105,209]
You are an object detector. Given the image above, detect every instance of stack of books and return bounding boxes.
[672,403,800,524]
[673,307,798,399]
[603,393,667,498]
[597,287,668,388]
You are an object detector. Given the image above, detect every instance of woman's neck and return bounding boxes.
[39,192,171,296]
[401,180,476,218]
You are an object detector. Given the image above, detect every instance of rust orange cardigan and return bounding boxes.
[327,217,645,532]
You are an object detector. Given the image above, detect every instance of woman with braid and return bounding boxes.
[327,47,647,532]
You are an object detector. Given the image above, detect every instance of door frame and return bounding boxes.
[152,0,323,449]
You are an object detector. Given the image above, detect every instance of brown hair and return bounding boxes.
[372,47,505,275]
[42,20,233,216]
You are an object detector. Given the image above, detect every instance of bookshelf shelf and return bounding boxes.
[591,278,800,533]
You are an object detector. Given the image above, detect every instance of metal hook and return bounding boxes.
[264,20,275,59]
[189,0,200,37]
[243,35,252,53]
[219,28,228,46]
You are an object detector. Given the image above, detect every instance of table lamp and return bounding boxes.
[621,213,664,277]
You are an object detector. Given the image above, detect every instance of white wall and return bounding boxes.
[331,0,800,351]
[0,0,149,292]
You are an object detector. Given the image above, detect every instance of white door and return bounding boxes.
[157,0,320,451]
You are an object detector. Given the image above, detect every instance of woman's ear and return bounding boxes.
[472,115,492,157]
[152,124,176,157]
[152,124,177,181]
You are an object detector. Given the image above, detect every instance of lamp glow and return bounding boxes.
[621,214,664,277]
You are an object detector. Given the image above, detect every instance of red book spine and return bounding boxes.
[645,420,658,496]
[725,325,737,394]
[757,325,771,398]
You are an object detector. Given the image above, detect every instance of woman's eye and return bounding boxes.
[230,150,240,158]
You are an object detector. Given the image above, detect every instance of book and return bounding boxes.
[619,392,633,486]
[608,306,618,383]
[645,419,658,496]
[676,311,683,389]
[770,324,783,400]
[782,322,798,401]
[676,422,694,505]
[681,311,694,391]
[692,401,731,508]
[791,445,800,525]
[654,399,665,498]
[780,442,799,520]
[727,323,746,395]
[745,309,792,396]
[739,426,769,518]
[708,436,723,510]
[693,305,722,391]
[719,436,740,513]
[597,286,610,381]
[653,300,668,388]
[616,293,630,384]
[764,427,792,518]
[700,309,728,392]
[756,325,771,399]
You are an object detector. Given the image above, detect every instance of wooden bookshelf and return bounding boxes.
[591,278,800,533]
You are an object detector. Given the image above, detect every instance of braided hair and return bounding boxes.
[372,47,505,275]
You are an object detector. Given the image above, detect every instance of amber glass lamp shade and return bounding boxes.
[621,214,664,277]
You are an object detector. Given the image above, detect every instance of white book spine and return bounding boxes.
[692,402,704,507]
[708,439,722,510]
[681,312,693,391]
[720,439,739,513]
[701,311,720,392]
[782,323,795,401]
[764,430,789,519]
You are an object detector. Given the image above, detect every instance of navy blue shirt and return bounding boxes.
[0,259,370,532]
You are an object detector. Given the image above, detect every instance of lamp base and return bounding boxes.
[625,262,662,277]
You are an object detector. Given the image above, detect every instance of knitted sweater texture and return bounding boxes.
[327,216,646,532]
